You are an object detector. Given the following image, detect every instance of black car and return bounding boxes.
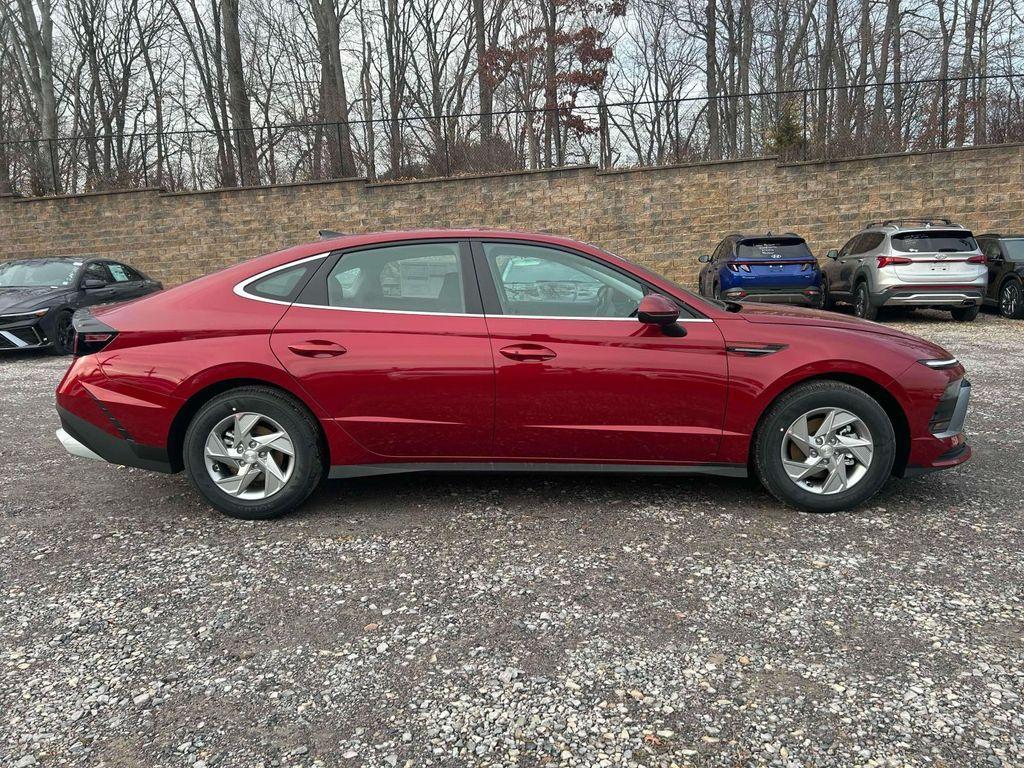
[0,257,162,354]
[977,234,1024,319]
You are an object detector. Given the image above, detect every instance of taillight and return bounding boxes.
[800,261,819,271]
[966,254,986,264]
[72,310,118,356]
[728,263,751,273]
[877,255,914,268]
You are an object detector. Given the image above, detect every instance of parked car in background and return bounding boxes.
[55,230,970,520]
[697,233,822,307]
[821,219,987,322]
[977,233,1024,319]
[0,257,162,354]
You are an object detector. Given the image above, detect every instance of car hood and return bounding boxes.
[0,286,71,314]
[735,302,953,356]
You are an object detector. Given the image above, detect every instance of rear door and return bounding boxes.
[270,240,495,459]
[474,239,729,464]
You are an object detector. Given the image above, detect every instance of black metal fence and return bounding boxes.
[1,73,1021,197]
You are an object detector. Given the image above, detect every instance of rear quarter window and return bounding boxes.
[891,231,978,253]
[243,260,321,302]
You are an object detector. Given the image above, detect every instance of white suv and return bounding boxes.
[822,219,987,321]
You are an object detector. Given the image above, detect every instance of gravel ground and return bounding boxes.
[1,309,1022,768]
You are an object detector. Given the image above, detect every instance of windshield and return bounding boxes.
[891,231,978,253]
[0,260,78,288]
[736,239,813,260]
[1002,238,1024,262]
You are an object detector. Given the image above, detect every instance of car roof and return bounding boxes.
[979,233,1024,239]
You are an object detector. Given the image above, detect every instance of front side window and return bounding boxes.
[483,242,644,318]
[83,262,113,284]
[327,243,465,313]
[891,230,979,253]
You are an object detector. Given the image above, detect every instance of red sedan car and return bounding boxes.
[55,230,972,519]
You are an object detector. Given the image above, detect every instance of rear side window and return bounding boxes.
[736,238,812,260]
[326,243,466,314]
[891,230,978,253]
[1001,238,1024,262]
[245,260,321,301]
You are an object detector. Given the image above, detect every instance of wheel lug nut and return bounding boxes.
[249,441,257,448]
[815,437,823,445]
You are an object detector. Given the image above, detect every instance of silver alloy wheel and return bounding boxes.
[204,411,295,500]
[780,407,874,495]
[1002,281,1021,317]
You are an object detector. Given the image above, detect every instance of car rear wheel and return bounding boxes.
[853,282,878,321]
[754,381,896,513]
[999,280,1024,319]
[950,305,980,322]
[183,386,323,519]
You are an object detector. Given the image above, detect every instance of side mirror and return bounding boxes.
[82,278,108,290]
[826,249,839,260]
[698,254,712,263]
[637,293,680,326]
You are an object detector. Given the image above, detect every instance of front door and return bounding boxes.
[474,239,729,464]
[271,240,494,459]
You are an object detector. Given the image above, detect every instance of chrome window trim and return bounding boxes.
[234,252,714,322]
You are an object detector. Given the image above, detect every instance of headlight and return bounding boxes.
[0,309,49,324]
[919,358,959,369]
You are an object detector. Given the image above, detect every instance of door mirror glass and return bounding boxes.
[83,277,108,290]
[698,254,711,263]
[637,293,680,325]
[826,248,840,260]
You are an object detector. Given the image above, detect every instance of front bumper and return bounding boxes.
[903,379,973,477]
[0,318,49,350]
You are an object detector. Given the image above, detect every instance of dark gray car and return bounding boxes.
[0,257,162,354]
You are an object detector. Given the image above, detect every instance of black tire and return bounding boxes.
[753,381,896,513]
[821,278,833,310]
[183,386,324,520]
[713,282,722,301]
[999,279,1024,319]
[853,281,878,321]
[47,310,75,355]
[950,305,980,322]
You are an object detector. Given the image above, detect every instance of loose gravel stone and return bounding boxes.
[0,309,1022,767]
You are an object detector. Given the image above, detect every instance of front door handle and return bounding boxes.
[288,340,347,358]
[499,343,556,362]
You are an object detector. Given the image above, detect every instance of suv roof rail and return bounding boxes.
[865,217,959,229]
[319,229,345,239]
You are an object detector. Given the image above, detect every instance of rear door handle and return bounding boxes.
[499,343,556,362]
[288,340,347,358]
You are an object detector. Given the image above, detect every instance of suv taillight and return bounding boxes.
[72,310,118,356]
[966,254,986,264]
[877,256,914,268]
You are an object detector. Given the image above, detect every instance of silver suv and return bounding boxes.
[821,218,987,322]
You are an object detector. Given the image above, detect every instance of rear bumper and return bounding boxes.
[874,285,985,308]
[722,287,821,306]
[57,404,174,473]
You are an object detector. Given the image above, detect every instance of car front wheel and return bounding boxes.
[48,310,75,355]
[183,386,324,519]
[754,381,896,513]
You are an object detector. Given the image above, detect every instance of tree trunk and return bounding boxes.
[705,0,720,160]
[473,0,492,141]
[221,0,259,185]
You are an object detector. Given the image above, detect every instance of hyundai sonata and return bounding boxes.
[56,230,971,519]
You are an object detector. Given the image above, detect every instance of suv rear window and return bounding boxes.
[736,239,812,260]
[890,230,978,253]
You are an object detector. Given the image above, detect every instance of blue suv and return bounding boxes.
[697,233,823,307]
